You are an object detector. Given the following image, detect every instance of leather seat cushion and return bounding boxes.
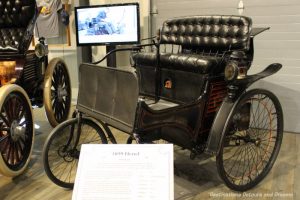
[134,52,225,74]
[160,53,225,74]
[133,52,157,66]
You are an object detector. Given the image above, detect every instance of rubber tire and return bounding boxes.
[44,58,71,127]
[43,117,107,189]
[126,135,136,144]
[0,84,34,177]
[216,89,283,191]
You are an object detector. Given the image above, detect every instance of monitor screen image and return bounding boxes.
[75,3,140,46]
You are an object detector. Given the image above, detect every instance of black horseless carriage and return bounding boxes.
[0,0,71,176]
[43,15,283,191]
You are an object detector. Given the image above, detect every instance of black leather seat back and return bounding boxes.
[160,15,252,52]
[0,0,37,54]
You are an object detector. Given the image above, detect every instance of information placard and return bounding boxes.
[72,144,174,200]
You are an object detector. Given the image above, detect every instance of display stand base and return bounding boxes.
[106,45,116,68]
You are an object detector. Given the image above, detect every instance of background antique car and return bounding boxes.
[43,15,283,192]
[0,0,71,177]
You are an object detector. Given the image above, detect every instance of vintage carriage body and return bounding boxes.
[0,0,71,176]
[43,15,283,191]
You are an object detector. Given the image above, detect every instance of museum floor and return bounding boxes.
[0,107,299,200]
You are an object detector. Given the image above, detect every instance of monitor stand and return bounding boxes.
[106,45,116,68]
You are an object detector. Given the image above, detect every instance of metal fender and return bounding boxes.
[205,96,238,155]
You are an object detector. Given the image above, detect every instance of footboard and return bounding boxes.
[77,64,139,133]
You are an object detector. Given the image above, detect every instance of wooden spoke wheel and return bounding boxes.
[0,85,34,177]
[44,58,71,127]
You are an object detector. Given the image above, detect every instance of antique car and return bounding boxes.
[43,15,283,191]
[0,0,71,177]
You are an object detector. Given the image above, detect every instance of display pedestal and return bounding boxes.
[72,144,174,200]
[106,45,116,67]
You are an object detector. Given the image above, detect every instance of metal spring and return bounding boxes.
[227,85,239,99]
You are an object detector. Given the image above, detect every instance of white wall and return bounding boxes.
[152,0,300,132]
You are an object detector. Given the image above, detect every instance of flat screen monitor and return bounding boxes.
[75,3,140,46]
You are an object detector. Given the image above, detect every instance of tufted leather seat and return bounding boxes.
[134,15,252,103]
[0,0,37,57]
[134,15,252,74]
[134,52,225,74]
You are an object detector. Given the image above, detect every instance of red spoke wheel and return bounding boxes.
[216,89,283,191]
[0,85,34,177]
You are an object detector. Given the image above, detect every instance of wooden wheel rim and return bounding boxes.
[0,85,34,177]
[44,58,71,127]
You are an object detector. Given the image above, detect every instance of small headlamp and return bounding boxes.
[224,61,239,81]
[35,43,47,58]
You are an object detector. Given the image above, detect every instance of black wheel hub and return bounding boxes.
[10,120,25,142]
[57,145,79,162]
[231,134,261,147]
[57,85,68,102]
